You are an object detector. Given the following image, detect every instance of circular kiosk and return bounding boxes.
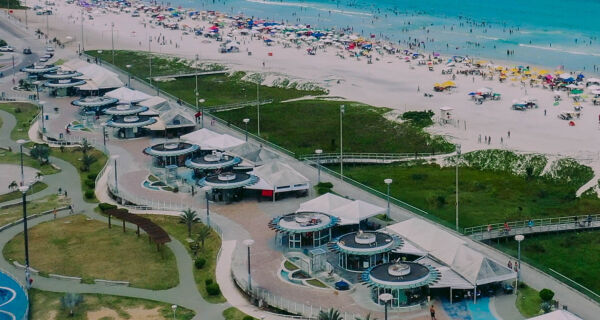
[144,142,199,167]
[20,64,59,78]
[44,70,83,80]
[329,230,403,272]
[72,96,119,112]
[269,212,340,248]
[185,151,241,177]
[198,172,258,203]
[104,104,156,139]
[44,78,86,97]
[360,260,440,308]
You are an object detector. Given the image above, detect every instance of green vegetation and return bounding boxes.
[516,285,543,318]
[493,231,600,303]
[3,214,179,289]
[148,215,225,303]
[223,307,256,320]
[401,110,435,128]
[0,0,25,9]
[340,158,600,228]
[284,260,299,271]
[0,181,47,203]
[51,147,107,203]
[218,100,452,155]
[0,194,68,226]
[0,150,60,175]
[29,289,195,320]
[0,102,39,141]
[307,278,327,288]
[315,182,334,195]
[0,39,6,47]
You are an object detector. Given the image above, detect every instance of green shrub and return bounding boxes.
[206,283,221,296]
[84,190,95,199]
[401,110,434,128]
[173,186,179,193]
[243,316,254,320]
[85,180,95,189]
[539,289,555,302]
[195,257,206,269]
[317,182,333,189]
[87,173,98,180]
[98,203,117,212]
[204,278,213,285]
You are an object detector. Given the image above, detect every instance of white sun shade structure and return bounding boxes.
[527,310,582,320]
[227,142,279,167]
[386,218,515,287]
[105,87,152,104]
[181,128,221,147]
[247,160,310,196]
[296,193,385,225]
[297,193,352,214]
[77,71,124,91]
[201,133,245,150]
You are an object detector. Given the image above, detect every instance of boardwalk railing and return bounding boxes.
[300,152,433,164]
[206,99,273,113]
[464,214,600,240]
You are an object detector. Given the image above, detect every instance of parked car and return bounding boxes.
[22,48,32,54]
[0,46,15,52]
[39,57,49,62]
[45,46,54,52]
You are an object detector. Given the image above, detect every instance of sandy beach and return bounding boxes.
[9,0,600,189]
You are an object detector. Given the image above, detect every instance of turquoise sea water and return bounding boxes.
[168,0,600,71]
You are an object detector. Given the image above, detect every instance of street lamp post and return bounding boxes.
[379,293,393,320]
[315,149,323,184]
[384,178,393,220]
[126,64,132,87]
[194,54,199,112]
[171,305,177,320]
[111,155,119,194]
[39,100,46,133]
[455,144,461,232]
[203,186,211,227]
[111,22,115,65]
[256,79,260,136]
[515,234,524,295]
[101,123,107,146]
[340,105,345,180]
[17,139,28,185]
[19,185,32,289]
[198,99,205,128]
[243,118,250,141]
[243,239,255,293]
[97,50,103,65]
[80,9,84,52]
[11,53,15,80]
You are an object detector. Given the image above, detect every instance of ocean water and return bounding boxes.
[169,0,600,71]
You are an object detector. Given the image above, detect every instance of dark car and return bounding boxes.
[23,48,32,54]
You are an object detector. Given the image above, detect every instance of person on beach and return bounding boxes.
[430,305,436,320]
[53,208,57,219]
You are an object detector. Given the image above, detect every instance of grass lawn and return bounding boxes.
[493,231,600,303]
[148,215,225,303]
[223,307,256,320]
[29,289,195,320]
[284,260,299,271]
[0,181,47,203]
[0,102,39,141]
[0,150,60,176]
[217,100,452,155]
[515,286,542,318]
[3,214,179,289]
[0,194,69,227]
[50,147,107,203]
[340,162,600,228]
[306,279,327,288]
[0,0,25,9]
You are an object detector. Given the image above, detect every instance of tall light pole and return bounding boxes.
[148,36,152,87]
[379,293,393,320]
[171,305,177,320]
[19,185,32,289]
[515,234,524,295]
[384,178,393,220]
[315,149,323,184]
[101,123,107,146]
[11,53,15,80]
[339,104,345,180]
[39,101,46,133]
[203,186,211,227]
[17,139,28,185]
[111,155,119,194]
[111,22,115,65]
[45,13,49,40]
[243,239,255,293]
[256,79,260,136]
[194,54,199,112]
[80,9,84,52]
[97,50,103,65]
[199,99,205,128]
[126,64,132,87]
[455,144,461,232]
[243,118,250,141]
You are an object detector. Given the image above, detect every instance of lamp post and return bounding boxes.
[339,104,345,180]
[198,98,206,128]
[19,185,32,289]
[34,81,41,101]
[256,79,260,136]
[455,144,461,232]
[171,305,177,320]
[384,178,393,220]
[243,118,250,141]
[97,50,103,65]
[111,22,115,65]
[203,186,211,227]
[11,53,15,80]
[80,9,84,52]
[39,100,46,133]
[101,123,107,146]
[379,293,393,320]
[515,234,524,295]
[194,54,199,113]
[126,64,132,88]
[17,139,28,185]
[315,149,323,184]
[243,239,255,293]
[111,155,119,194]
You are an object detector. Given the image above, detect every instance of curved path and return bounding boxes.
[0,110,228,319]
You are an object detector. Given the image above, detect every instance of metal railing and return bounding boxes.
[301,152,433,164]
[464,214,600,240]
[206,99,273,113]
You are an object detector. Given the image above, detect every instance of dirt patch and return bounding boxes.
[86,306,163,319]
[87,307,120,320]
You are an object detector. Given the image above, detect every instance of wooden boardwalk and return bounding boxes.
[301,152,433,164]
[152,70,227,81]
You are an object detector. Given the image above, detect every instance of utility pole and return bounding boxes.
[111,22,115,64]
[256,78,260,136]
[455,144,461,232]
[148,36,152,86]
[340,105,345,180]
[80,9,84,52]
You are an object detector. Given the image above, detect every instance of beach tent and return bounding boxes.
[527,310,582,320]
[181,128,220,147]
[104,87,151,104]
[247,160,310,197]
[227,142,279,167]
[329,200,385,225]
[296,193,352,214]
[386,218,515,287]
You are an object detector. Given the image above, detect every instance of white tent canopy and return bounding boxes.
[297,193,352,214]
[247,160,309,193]
[181,128,221,147]
[203,133,245,150]
[330,200,385,225]
[227,142,279,167]
[386,218,515,286]
[528,310,582,320]
[77,72,124,91]
[417,256,474,289]
[105,87,151,104]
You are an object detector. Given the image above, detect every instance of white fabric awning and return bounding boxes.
[528,310,582,320]
[417,256,474,289]
[297,193,353,214]
[247,160,309,192]
[181,128,221,148]
[203,134,245,150]
[104,87,151,104]
[329,200,385,225]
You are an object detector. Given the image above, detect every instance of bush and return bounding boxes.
[14,107,22,113]
[539,289,555,302]
[84,190,95,199]
[87,173,98,180]
[195,257,206,269]
[98,203,117,212]
[85,180,95,189]
[243,316,254,320]
[318,182,333,189]
[401,110,435,128]
[204,278,213,285]
[206,283,221,296]
[172,186,179,193]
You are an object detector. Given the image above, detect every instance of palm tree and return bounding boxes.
[180,209,200,237]
[318,308,343,320]
[80,154,96,172]
[30,143,51,164]
[8,180,18,191]
[60,292,83,316]
[196,224,211,249]
[356,314,377,320]
[80,138,92,154]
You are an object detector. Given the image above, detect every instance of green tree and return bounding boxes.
[180,208,200,237]
[60,293,83,316]
[539,288,555,302]
[8,180,18,191]
[356,314,377,320]
[80,154,96,172]
[196,224,211,249]
[318,308,343,320]
[80,138,92,154]
[30,143,51,164]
